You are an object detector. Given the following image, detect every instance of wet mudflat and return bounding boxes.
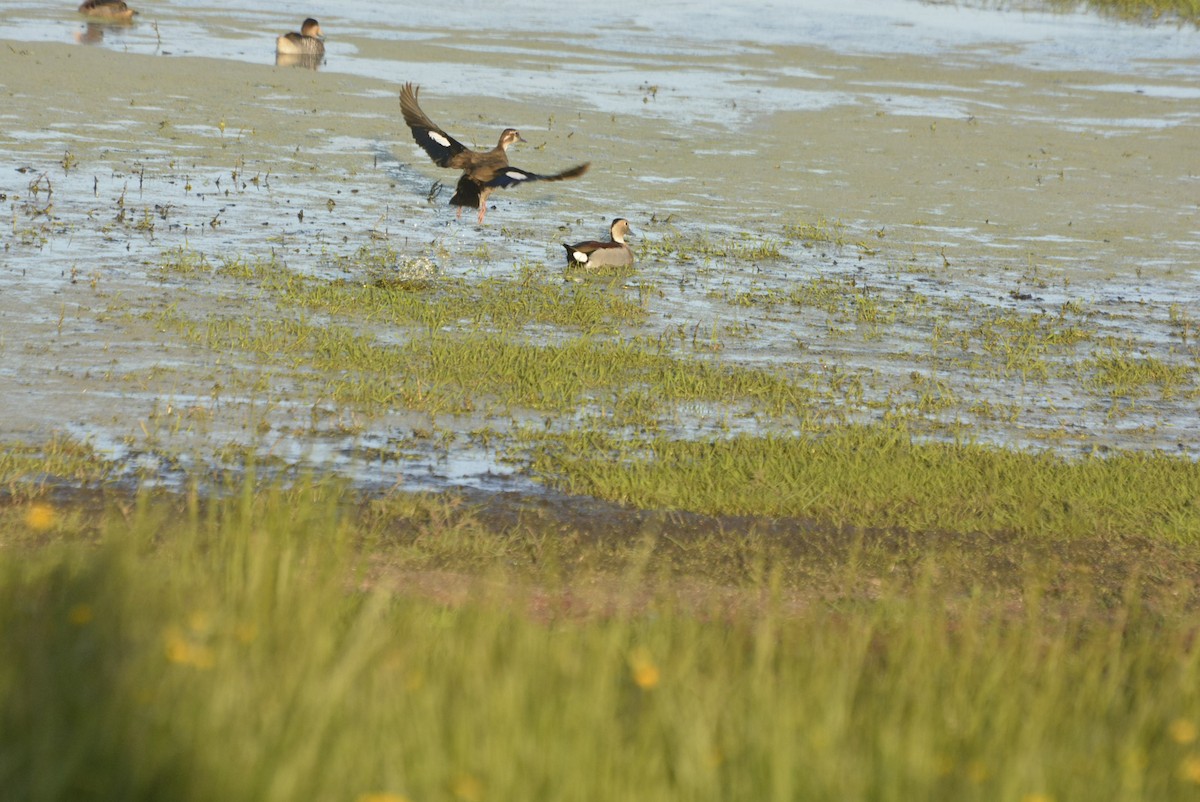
[1,0,1198,496]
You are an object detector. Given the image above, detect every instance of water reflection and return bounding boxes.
[73,22,106,44]
[72,0,136,47]
[274,52,323,70]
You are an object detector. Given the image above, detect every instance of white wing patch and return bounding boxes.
[506,170,528,182]
[430,131,452,148]
[571,250,588,263]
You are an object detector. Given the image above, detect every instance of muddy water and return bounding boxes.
[1,0,1198,491]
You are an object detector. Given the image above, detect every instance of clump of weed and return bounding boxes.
[784,215,848,247]
[1086,350,1195,400]
[640,227,783,263]
[156,247,213,278]
[1045,0,1200,25]
[0,436,119,498]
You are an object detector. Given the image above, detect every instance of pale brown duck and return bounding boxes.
[77,0,136,21]
[276,18,324,58]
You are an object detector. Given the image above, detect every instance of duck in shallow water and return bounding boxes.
[276,18,325,58]
[77,0,136,21]
[563,218,635,269]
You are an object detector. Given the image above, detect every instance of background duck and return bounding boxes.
[564,218,634,269]
[276,18,324,57]
[77,0,136,21]
[399,82,589,224]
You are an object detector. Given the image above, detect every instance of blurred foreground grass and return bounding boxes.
[3,481,1200,802]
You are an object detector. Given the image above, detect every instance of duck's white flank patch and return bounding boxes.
[430,131,452,148]
[571,250,588,263]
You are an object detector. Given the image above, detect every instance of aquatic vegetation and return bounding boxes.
[1168,303,1195,344]
[267,260,648,334]
[115,224,1199,507]
[1044,0,1200,24]
[783,215,849,247]
[1086,351,1195,399]
[527,427,1200,541]
[156,246,213,278]
[639,228,784,263]
[0,436,118,498]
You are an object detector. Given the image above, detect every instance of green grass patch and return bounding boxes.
[933,304,1095,380]
[151,296,813,416]
[783,215,850,247]
[0,436,118,499]
[3,482,1200,801]
[317,332,812,415]
[641,228,784,262]
[529,427,1200,541]
[1087,351,1195,398]
[265,261,647,335]
[1045,0,1200,24]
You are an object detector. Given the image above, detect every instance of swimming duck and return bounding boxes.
[276,18,324,57]
[77,0,136,21]
[399,82,589,224]
[564,219,635,269]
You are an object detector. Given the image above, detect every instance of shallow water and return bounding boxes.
[1,0,1198,492]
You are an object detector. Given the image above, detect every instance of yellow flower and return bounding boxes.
[24,503,55,531]
[1170,719,1198,745]
[68,603,94,626]
[450,773,484,802]
[162,625,215,669]
[1180,754,1200,785]
[629,647,661,690]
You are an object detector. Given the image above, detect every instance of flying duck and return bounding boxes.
[399,82,589,224]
